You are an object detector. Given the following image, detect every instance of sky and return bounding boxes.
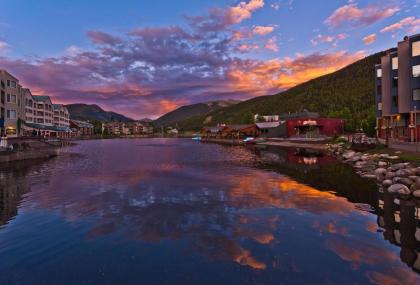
[0,0,419,119]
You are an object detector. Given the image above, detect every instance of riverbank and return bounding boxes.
[201,137,328,150]
[328,143,420,199]
[0,138,69,164]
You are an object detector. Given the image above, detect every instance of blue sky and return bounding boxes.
[0,0,419,118]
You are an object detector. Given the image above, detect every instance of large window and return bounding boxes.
[392,77,398,88]
[413,89,420,101]
[378,102,382,111]
[6,109,17,119]
[377,68,382,78]
[6,94,17,103]
[413,41,420,57]
[392,57,398,70]
[392,96,398,107]
[413,65,420,77]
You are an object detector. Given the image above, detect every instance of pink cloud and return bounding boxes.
[310,33,348,46]
[325,3,399,28]
[380,16,420,34]
[228,0,265,24]
[264,37,279,52]
[0,41,9,53]
[252,25,275,35]
[362,33,376,45]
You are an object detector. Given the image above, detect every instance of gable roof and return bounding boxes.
[256,121,285,129]
[33,95,52,103]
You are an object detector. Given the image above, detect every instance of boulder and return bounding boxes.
[385,172,396,180]
[413,190,420,198]
[374,168,387,176]
[377,161,388,167]
[387,184,411,195]
[398,178,414,187]
[410,181,420,192]
[361,174,377,179]
[395,169,409,177]
[382,180,393,187]
[342,151,355,159]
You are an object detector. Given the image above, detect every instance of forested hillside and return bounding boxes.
[176,51,385,134]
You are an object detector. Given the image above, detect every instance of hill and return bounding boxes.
[153,99,240,127]
[176,51,385,134]
[66,104,133,122]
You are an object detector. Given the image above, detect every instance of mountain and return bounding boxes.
[176,51,385,135]
[153,99,240,127]
[66,104,133,122]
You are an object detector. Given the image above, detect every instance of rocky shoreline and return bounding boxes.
[327,144,420,199]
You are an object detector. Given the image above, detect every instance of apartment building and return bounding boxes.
[0,70,25,137]
[104,121,153,136]
[376,34,420,142]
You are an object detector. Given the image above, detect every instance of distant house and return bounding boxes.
[70,120,94,137]
[223,124,259,138]
[201,125,226,138]
[256,121,287,138]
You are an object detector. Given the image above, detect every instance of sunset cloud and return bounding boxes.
[0,41,9,53]
[264,37,279,52]
[325,2,399,28]
[229,0,265,24]
[252,25,275,35]
[380,16,420,34]
[362,33,376,45]
[310,33,348,46]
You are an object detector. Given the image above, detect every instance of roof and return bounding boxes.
[71,120,94,128]
[53,104,62,110]
[225,124,257,131]
[33,95,52,103]
[24,122,71,132]
[256,121,284,129]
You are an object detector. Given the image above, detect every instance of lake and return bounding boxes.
[0,138,419,285]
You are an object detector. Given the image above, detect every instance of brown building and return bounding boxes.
[376,34,420,142]
[70,120,94,137]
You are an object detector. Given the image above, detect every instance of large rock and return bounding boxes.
[342,151,356,159]
[395,169,409,177]
[374,168,387,176]
[410,181,420,192]
[413,190,420,198]
[398,178,414,187]
[387,184,411,195]
[377,161,388,167]
[390,163,408,171]
[382,180,393,187]
[385,172,396,180]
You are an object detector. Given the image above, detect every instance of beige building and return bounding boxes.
[53,104,70,128]
[0,69,25,137]
[104,121,153,136]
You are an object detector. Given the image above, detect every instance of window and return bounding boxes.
[413,65,420,77]
[6,109,17,119]
[7,94,16,103]
[377,68,382,78]
[0,91,4,104]
[413,41,420,57]
[378,102,382,111]
[393,77,398,88]
[377,85,382,95]
[392,57,398,70]
[6,80,10,87]
[392,96,398,107]
[10,81,16,88]
[414,89,420,101]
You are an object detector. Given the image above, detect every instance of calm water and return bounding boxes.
[0,138,419,285]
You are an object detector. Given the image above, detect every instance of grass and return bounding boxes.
[367,145,420,165]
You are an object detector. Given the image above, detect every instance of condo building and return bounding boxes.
[0,70,26,137]
[376,34,420,141]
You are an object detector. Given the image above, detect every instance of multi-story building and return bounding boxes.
[376,34,420,142]
[0,70,25,137]
[70,120,94,137]
[53,104,70,127]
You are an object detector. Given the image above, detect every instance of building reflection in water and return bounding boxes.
[0,163,31,227]
[377,191,420,272]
